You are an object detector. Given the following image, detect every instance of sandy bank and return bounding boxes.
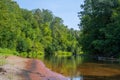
[0,56,68,80]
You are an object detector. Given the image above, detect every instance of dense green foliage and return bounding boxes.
[79,0,120,57]
[0,0,81,57]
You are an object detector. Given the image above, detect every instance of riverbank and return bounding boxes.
[0,56,68,80]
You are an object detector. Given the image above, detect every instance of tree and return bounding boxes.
[0,0,81,57]
[79,0,120,57]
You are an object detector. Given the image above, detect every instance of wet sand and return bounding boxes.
[4,56,68,80]
[23,59,68,80]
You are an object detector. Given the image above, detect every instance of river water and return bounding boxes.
[40,56,120,80]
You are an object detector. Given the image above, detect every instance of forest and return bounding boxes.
[0,0,81,58]
[79,0,120,58]
[1,0,120,58]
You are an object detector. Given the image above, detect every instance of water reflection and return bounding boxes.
[39,56,120,80]
[68,76,83,80]
[40,56,85,79]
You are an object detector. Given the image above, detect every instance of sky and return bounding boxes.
[14,0,84,30]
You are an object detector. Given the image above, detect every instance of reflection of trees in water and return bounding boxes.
[43,56,84,77]
[41,56,120,80]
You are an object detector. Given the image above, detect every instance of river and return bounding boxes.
[39,56,120,80]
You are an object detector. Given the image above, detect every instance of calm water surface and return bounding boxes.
[40,56,120,80]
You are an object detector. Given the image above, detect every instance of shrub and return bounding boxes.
[0,48,17,56]
[55,51,72,57]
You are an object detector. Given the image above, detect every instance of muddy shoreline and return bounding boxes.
[0,56,68,80]
[23,59,68,80]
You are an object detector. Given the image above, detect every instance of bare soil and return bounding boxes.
[0,56,68,80]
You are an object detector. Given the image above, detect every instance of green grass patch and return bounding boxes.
[77,51,84,55]
[0,48,18,56]
[55,51,72,57]
[0,56,7,66]
[29,51,44,58]
[0,48,45,59]
[19,51,44,58]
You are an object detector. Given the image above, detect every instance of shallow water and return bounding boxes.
[40,56,120,80]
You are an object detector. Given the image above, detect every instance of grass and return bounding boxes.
[0,48,18,56]
[19,51,44,58]
[55,51,72,57]
[0,48,16,66]
[0,55,7,66]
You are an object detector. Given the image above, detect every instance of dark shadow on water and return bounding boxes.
[83,75,120,80]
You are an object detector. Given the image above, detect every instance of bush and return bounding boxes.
[29,51,44,58]
[0,48,45,59]
[55,51,72,57]
[0,48,18,56]
[19,51,44,58]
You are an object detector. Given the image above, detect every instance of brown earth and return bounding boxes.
[23,59,68,80]
[1,56,120,80]
[0,56,68,80]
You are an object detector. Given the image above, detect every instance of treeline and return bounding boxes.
[79,0,120,57]
[0,0,81,57]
